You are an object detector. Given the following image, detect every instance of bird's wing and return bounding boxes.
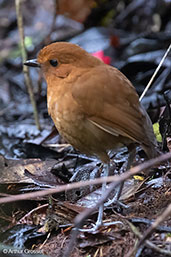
[71,65,153,146]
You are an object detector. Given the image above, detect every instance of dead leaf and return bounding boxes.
[58,0,95,22]
[0,155,63,186]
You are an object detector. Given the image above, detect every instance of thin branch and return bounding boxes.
[126,219,171,257]
[138,203,171,248]
[140,44,171,101]
[128,217,171,233]
[15,0,40,130]
[0,152,171,205]
[62,152,171,257]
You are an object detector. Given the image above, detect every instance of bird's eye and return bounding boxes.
[49,59,58,67]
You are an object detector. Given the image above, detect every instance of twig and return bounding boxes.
[62,152,171,257]
[140,44,171,101]
[126,219,171,257]
[0,152,171,205]
[15,0,40,130]
[138,203,171,248]
[129,217,171,233]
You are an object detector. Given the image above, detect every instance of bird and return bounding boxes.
[24,42,158,230]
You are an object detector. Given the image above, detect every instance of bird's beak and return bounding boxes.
[24,59,40,68]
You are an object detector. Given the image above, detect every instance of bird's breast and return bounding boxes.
[47,91,130,161]
[48,92,88,148]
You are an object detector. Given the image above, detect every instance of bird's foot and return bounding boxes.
[104,199,129,209]
[78,220,123,233]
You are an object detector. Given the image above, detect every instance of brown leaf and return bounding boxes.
[58,0,95,22]
[0,155,63,186]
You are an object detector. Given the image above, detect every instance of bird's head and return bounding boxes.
[24,42,102,79]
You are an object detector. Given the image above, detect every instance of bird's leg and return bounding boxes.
[116,145,136,200]
[105,145,136,207]
[95,162,109,227]
[80,162,122,232]
[80,162,109,232]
